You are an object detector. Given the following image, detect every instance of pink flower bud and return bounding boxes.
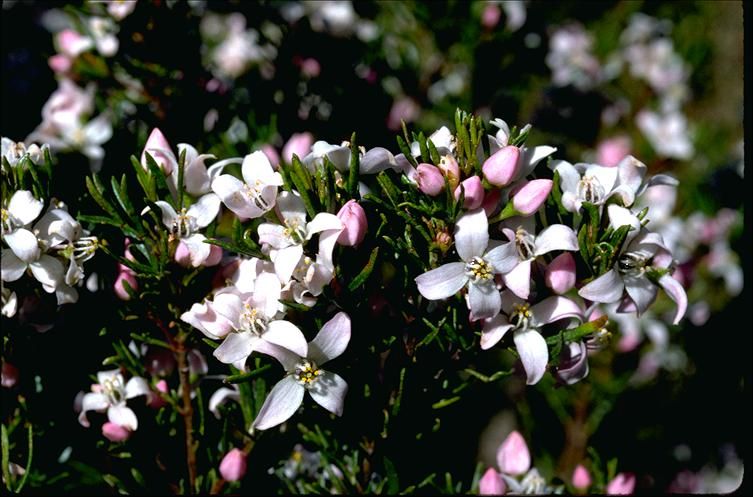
[48,54,72,74]
[483,145,520,187]
[261,145,280,169]
[282,132,314,164]
[606,473,635,495]
[336,200,367,247]
[597,136,631,167]
[102,422,131,442]
[482,189,501,217]
[438,155,460,190]
[1,362,19,389]
[479,467,506,495]
[57,29,90,57]
[114,271,138,301]
[300,57,321,78]
[148,379,169,408]
[140,128,174,174]
[454,175,485,209]
[496,430,531,476]
[481,4,502,29]
[416,163,446,196]
[219,448,247,482]
[387,97,419,131]
[545,252,576,294]
[572,464,592,490]
[511,179,552,216]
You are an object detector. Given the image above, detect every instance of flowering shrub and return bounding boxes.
[1,1,746,495]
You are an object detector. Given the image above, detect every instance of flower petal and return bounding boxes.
[78,392,109,427]
[623,275,658,315]
[480,314,513,350]
[275,191,307,226]
[108,404,138,431]
[125,377,151,399]
[212,174,258,219]
[468,282,502,321]
[273,245,304,283]
[454,208,489,261]
[485,242,520,274]
[578,269,624,303]
[658,274,687,325]
[209,386,240,419]
[262,320,308,357]
[251,376,304,430]
[153,201,178,229]
[309,312,351,365]
[607,205,641,243]
[534,224,578,256]
[308,370,348,416]
[306,213,343,236]
[29,255,64,292]
[513,328,548,385]
[187,193,221,228]
[253,341,301,371]
[530,296,583,326]
[1,250,26,282]
[182,234,212,267]
[213,332,258,365]
[257,223,289,249]
[8,190,44,226]
[4,228,40,263]
[415,262,467,300]
[502,260,531,300]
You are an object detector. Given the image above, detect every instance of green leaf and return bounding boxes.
[86,176,120,221]
[1,424,11,491]
[14,425,32,493]
[348,131,360,200]
[384,457,399,494]
[224,364,272,384]
[396,135,418,168]
[347,246,380,291]
[144,151,170,196]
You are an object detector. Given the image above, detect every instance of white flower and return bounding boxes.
[211,151,283,219]
[481,291,583,384]
[1,286,17,317]
[1,137,46,168]
[636,109,693,160]
[257,192,343,282]
[281,254,335,307]
[78,370,150,430]
[415,208,512,321]
[251,312,351,431]
[153,193,220,267]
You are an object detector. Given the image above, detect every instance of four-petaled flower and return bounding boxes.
[211,151,283,219]
[153,193,221,267]
[79,370,150,431]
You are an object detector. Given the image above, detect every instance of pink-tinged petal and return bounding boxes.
[124,377,150,399]
[503,260,531,300]
[512,179,552,216]
[545,252,576,294]
[211,174,257,218]
[616,155,646,195]
[496,430,531,476]
[480,314,513,350]
[578,269,624,303]
[251,376,304,430]
[479,467,506,495]
[4,228,40,263]
[307,213,343,236]
[482,189,501,217]
[262,320,308,357]
[253,271,282,318]
[273,245,304,283]
[30,255,64,292]
[658,274,687,325]
[257,223,290,249]
[308,370,348,416]
[336,200,367,246]
[572,464,592,490]
[607,205,641,243]
[438,154,460,190]
[500,289,526,316]
[78,392,109,427]
[483,145,520,187]
[468,282,502,321]
[454,208,489,262]
[485,242,520,274]
[282,133,314,164]
[153,201,178,228]
[606,473,635,495]
[276,191,307,226]
[181,234,212,268]
[180,302,233,339]
[309,312,351,365]
[219,448,248,481]
[623,275,657,316]
[513,328,549,385]
[416,163,446,196]
[534,224,578,256]
[102,422,131,442]
[253,341,301,371]
[141,128,175,173]
[8,190,44,226]
[415,262,468,300]
[213,332,258,365]
[187,193,221,228]
[1,250,26,282]
[241,151,276,186]
[48,54,72,73]
[107,404,138,431]
[209,387,240,419]
[454,176,485,210]
[555,341,590,385]
[531,296,583,326]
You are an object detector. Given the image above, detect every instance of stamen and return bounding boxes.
[293,359,322,387]
[102,376,125,405]
[170,208,196,239]
[617,252,648,276]
[243,182,269,210]
[576,176,605,204]
[238,303,268,335]
[283,219,307,245]
[465,256,494,283]
[511,303,532,330]
[515,227,536,261]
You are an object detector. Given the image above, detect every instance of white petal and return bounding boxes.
[308,371,348,416]
[519,145,556,178]
[253,340,301,371]
[252,376,304,430]
[500,289,526,316]
[212,174,260,219]
[78,392,109,427]
[274,245,304,283]
[33,208,79,246]
[262,320,308,357]
[513,329,549,385]
[530,296,583,326]
[623,275,657,316]
[616,155,647,196]
[480,314,513,350]
[83,114,113,145]
[209,387,240,419]
[276,191,307,226]
[586,163,618,194]
[154,201,178,228]
[503,260,532,300]
[213,332,258,365]
[454,208,489,261]
[533,224,578,256]
[485,242,520,274]
[306,213,343,237]
[0,250,26,281]
[30,255,64,292]
[551,160,579,196]
[257,223,290,249]
[125,377,151,399]
[468,282,502,321]
[415,262,468,300]
[309,312,351,365]
[607,205,641,243]
[56,284,78,305]
[578,269,624,303]
[4,228,40,263]
[658,274,687,325]
[97,370,122,386]
[8,190,43,226]
[187,193,220,228]
[252,271,282,318]
[182,234,212,267]
[108,404,138,431]
[242,151,279,186]
[317,226,342,270]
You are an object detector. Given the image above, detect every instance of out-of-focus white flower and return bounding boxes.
[546,24,602,90]
[105,0,137,21]
[1,138,46,168]
[636,109,693,160]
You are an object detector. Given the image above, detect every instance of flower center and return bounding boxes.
[238,303,268,335]
[0,208,11,234]
[72,236,99,262]
[511,303,532,330]
[292,255,314,281]
[617,251,649,276]
[283,219,308,245]
[576,176,605,204]
[294,359,322,387]
[242,180,269,210]
[170,208,196,238]
[515,227,536,260]
[102,376,125,405]
[465,256,494,283]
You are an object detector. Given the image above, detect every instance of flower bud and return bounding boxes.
[482,189,501,217]
[545,252,576,294]
[48,54,72,74]
[435,230,452,253]
[481,4,501,29]
[454,175,485,209]
[282,132,314,164]
[483,145,520,187]
[416,163,445,196]
[336,200,367,247]
[438,155,460,190]
[597,136,631,167]
[261,144,280,169]
[102,422,131,442]
[1,362,19,389]
[57,29,91,57]
[114,271,138,301]
[606,473,635,495]
[479,467,506,495]
[572,464,592,490]
[496,430,531,476]
[511,179,552,216]
[219,448,248,482]
[140,128,174,174]
[148,379,169,409]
